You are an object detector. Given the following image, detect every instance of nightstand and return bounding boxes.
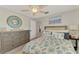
[69,37,79,51]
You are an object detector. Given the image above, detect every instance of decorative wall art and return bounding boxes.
[7,16,22,28]
[49,16,62,24]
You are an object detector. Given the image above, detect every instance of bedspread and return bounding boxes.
[22,35,76,54]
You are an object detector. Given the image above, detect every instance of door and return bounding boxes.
[30,20,36,40]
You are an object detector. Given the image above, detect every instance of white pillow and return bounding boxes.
[43,31,52,36]
[57,32,64,39]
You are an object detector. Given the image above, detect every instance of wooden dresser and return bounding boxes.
[0,30,30,53]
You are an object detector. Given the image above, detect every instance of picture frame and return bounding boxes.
[49,16,61,24]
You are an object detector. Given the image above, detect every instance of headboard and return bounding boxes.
[44,26,68,30]
[44,26,69,39]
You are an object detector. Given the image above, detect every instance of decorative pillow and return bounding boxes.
[52,32,58,38]
[52,32,64,39]
[64,33,69,39]
[43,30,69,39]
[57,32,64,39]
[43,31,52,36]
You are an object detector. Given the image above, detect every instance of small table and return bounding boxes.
[69,38,79,51]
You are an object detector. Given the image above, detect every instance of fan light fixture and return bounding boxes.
[21,5,48,15]
[30,5,42,15]
[32,7,38,13]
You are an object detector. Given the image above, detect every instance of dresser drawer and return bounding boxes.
[1,42,13,53]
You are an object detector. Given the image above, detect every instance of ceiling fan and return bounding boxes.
[21,5,49,15]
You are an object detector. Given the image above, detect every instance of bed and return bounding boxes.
[22,26,76,54]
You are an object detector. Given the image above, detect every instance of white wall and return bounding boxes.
[38,9,79,31]
[0,7,30,31]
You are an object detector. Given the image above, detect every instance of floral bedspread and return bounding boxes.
[22,35,76,54]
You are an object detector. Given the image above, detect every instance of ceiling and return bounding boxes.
[0,5,79,19]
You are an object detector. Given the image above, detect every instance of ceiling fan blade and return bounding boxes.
[40,10,49,14]
[21,10,29,12]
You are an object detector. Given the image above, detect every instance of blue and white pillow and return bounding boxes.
[52,32,64,39]
[64,32,69,39]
